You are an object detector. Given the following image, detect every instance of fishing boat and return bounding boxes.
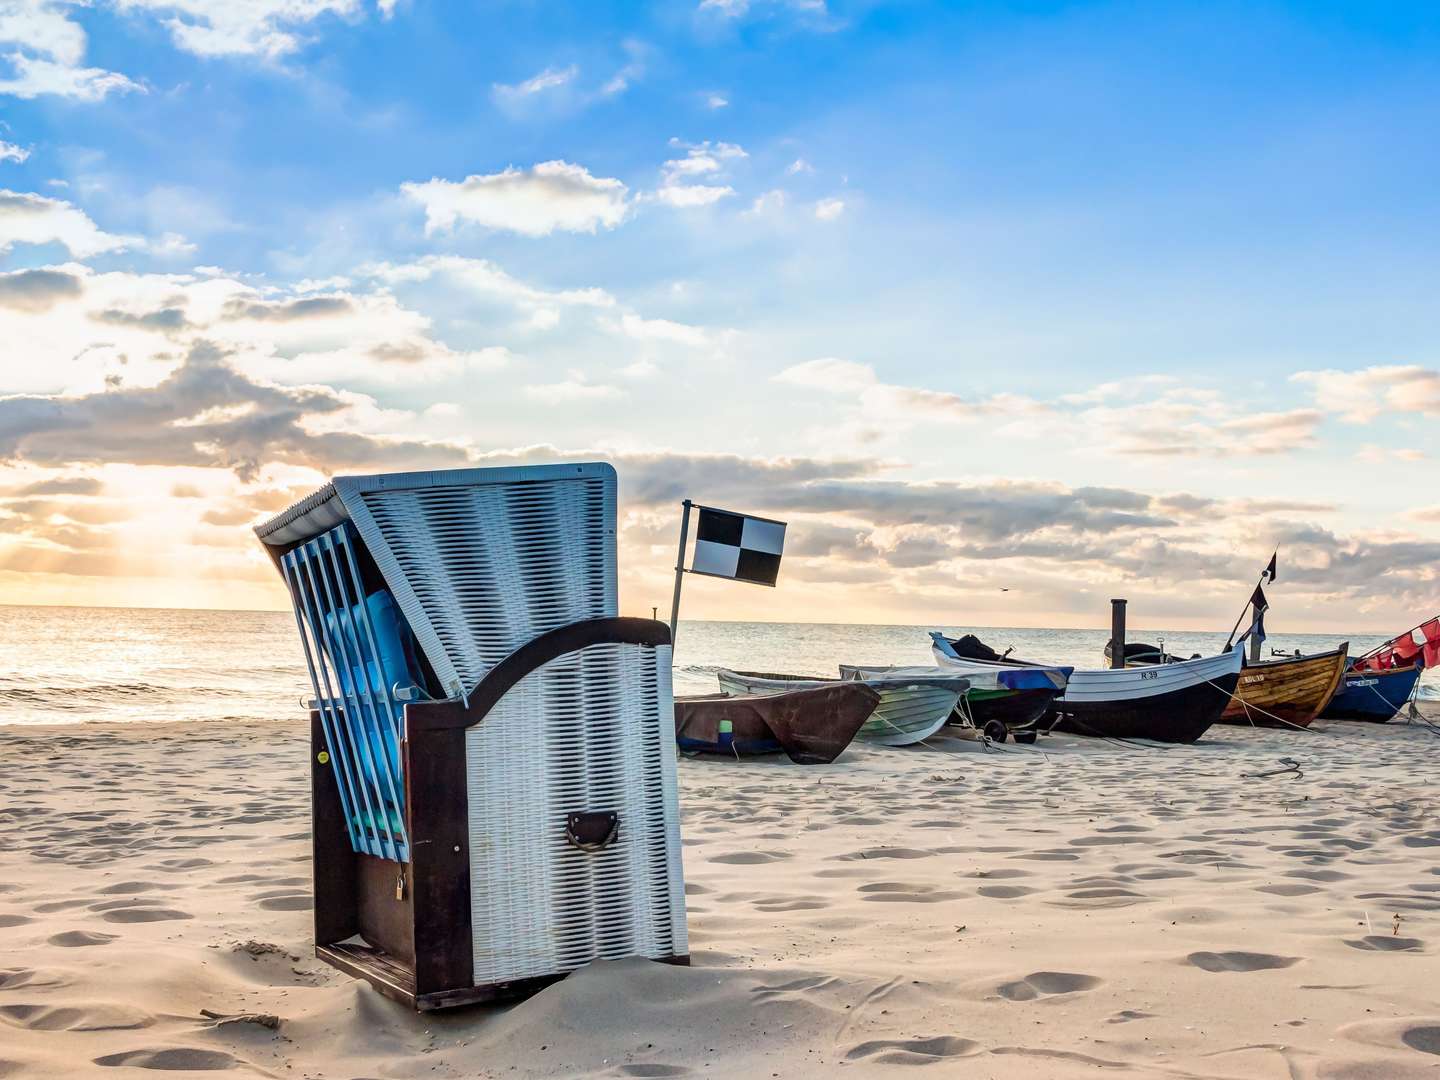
[930,632,1242,743]
[1323,616,1438,722]
[1218,645,1349,728]
[674,683,881,763]
[714,669,967,746]
[839,662,1069,743]
[1322,663,1423,722]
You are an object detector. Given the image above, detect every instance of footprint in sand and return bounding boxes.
[997,972,1102,1001]
[98,881,164,895]
[1344,936,1424,953]
[94,1048,237,1071]
[48,930,117,948]
[100,907,193,924]
[0,969,66,990]
[977,885,1034,899]
[256,893,313,912]
[0,914,32,928]
[834,847,933,862]
[1403,1026,1440,1055]
[749,975,841,1002]
[611,1065,691,1077]
[709,851,791,865]
[1255,883,1323,896]
[857,882,963,904]
[751,896,827,912]
[1107,1010,1154,1023]
[1186,951,1300,973]
[0,1003,153,1032]
[845,1036,980,1064]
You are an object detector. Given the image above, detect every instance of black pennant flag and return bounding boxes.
[1263,552,1277,583]
[1238,582,1269,647]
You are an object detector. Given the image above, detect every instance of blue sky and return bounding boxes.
[1,0,1438,628]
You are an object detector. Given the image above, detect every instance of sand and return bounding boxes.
[2,712,1439,1079]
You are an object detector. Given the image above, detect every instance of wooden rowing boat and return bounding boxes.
[1218,644,1349,728]
[715,669,966,746]
[674,683,881,764]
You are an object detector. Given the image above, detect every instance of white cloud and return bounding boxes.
[1292,365,1440,422]
[0,50,141,104]
[523,371,623,404]
[598,41,646,98]
[745,189,786,216]
[655,183,732,207]
[615,312,712,347]
[150,230,197,257]
[704,92,728,109]
[401,160,630,237]
[814,197,845,221]
[656,139,745,208]
[369,253,616,313]
[1357,444,1425,464]
[0,138,29,162]
[492,63,577,104]
[785,158,813,175]
[0,1,136,100]
[112,0,362,58]
[0,189,139,256]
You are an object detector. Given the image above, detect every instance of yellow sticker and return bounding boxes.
[317,751,330,765]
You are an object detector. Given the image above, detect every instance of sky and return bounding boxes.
[1,0,1438,632]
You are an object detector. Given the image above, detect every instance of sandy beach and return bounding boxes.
[2,713,1438,1078]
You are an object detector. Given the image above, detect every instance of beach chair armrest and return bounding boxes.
[403,617,672,733]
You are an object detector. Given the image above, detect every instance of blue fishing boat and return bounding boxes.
[1321,663,1423,722]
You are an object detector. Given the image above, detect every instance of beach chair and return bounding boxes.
[255,463,688,1010]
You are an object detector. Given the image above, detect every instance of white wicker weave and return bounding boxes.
[465,642,686,984]
[334,464,618,698]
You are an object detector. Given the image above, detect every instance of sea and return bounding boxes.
[0,605,1434,728]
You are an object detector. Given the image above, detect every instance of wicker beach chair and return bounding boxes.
[255,463,688,1010]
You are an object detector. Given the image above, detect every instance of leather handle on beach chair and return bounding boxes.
[403,617,672,732]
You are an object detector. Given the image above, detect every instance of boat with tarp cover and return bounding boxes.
[839,659,1069,743]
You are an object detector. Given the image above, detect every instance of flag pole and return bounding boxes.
[668,499,693,649]
[1223,550,1276,650]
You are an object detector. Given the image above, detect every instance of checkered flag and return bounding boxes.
[689,506,786,587]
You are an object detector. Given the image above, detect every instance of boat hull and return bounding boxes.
[674,684,880,764]
[962,688,1061,732]
[1052,670,1239,742]
[716,670,960,747]
[1320,663,1422,722]
[1218,646,1349,728]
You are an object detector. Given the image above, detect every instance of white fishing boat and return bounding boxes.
[714,668,965,747]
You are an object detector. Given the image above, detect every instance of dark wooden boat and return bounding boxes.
[1218,644,1348,728]
[1321,662,1422,722]
[674,683,880,764]
[932,632,1240,744]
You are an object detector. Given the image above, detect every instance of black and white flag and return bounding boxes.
[690,506,786,587]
